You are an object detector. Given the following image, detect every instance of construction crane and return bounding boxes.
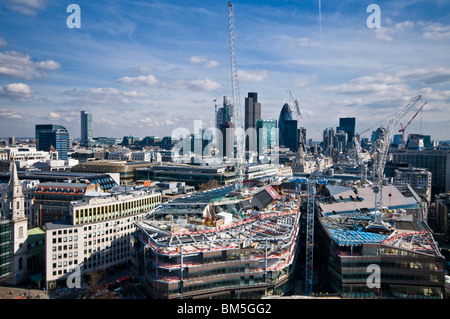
[227,1,245,192]
[304,159,322,295]
[366,95,423,232]
[398,101,427,149]
[288,90,307,168]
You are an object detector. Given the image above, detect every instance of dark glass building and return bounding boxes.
[337,117,356,144]
[35,124,70,160]
[278,103,298,152]
[80,111,92,147]
[245,92,261,152]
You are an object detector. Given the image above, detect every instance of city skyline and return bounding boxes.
[1,0,450,141]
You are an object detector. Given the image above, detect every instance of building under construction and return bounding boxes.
[131,183,302,299]
[314,184,446,298]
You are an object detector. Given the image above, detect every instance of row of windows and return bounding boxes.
[52,229,78,236]
[74,195,161,225]
[52,236,78,244]
[52,252,78,260]
[52,244,78,252]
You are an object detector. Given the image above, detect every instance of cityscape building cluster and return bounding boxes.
[0,93,449,300]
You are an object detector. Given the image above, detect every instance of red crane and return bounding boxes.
[399,102,427,149]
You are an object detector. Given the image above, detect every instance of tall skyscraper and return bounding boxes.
[216,96,233,129]
[81,110,93,147]
[244,92,261,152]
[35,124,70,159]
[215,96,234,160]
[256,119,277,156]
[337,117,356,144]
[278,103,298,152]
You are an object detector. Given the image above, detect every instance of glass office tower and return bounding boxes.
[80,111,92,147]
[35,124,70,159]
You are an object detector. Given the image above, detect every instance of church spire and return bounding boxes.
[7,159,25,220]
[8,158,20,188]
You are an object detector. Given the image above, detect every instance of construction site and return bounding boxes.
[130,3,447,300]
[314,184,446,298]
[131,183,302,298]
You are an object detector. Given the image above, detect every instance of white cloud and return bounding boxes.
[0,82,33,101]
[49,111,61,119]
[0,50,60,79]
[188,79,220,91]
[373,28,394,42]
[396,66,450,85]
[189,56,220,68]
[293,37,318,47]
[0,37,7,47]
[117,74,160,86]
[373,20,415,42]
[63,86,151,106]
[293,75,318,88]
[6,0,46,16]
[36,60,61,71]
[123,90,150,98]
[0,108,23,119]
[238,70,269,82]
[88,87,120,96]
[423,22,450,40]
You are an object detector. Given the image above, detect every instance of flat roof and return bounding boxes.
[319,185,419,216]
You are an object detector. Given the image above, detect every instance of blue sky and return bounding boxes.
[1,0,450,141]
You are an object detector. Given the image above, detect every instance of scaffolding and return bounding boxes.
[382,231,443,258]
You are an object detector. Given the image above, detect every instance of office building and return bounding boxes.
[393,167,432,190]
[278,103,298,152]
[435,193,450,243]
[216,96,233,129]
[337,117,356,144]
[323,128,335,154]
[44,186,162,290]
[34,182,103,226]
[406,134,424,151]
[244,92,261,152]
[256,119,277,157]
[316,185,445,298]
[218,121,234,160]
[80,111,93,147]
[392,149,450,196]
[35,124,70,160]
[71,160,153,185]
[136,163,235,189]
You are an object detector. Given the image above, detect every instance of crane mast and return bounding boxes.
[288,90,306,168]
[367,95,423,232]
[228,2,244,191]
[399,102,427,149]
[304,159,322,295]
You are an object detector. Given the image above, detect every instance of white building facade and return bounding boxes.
[44,187,161,290]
